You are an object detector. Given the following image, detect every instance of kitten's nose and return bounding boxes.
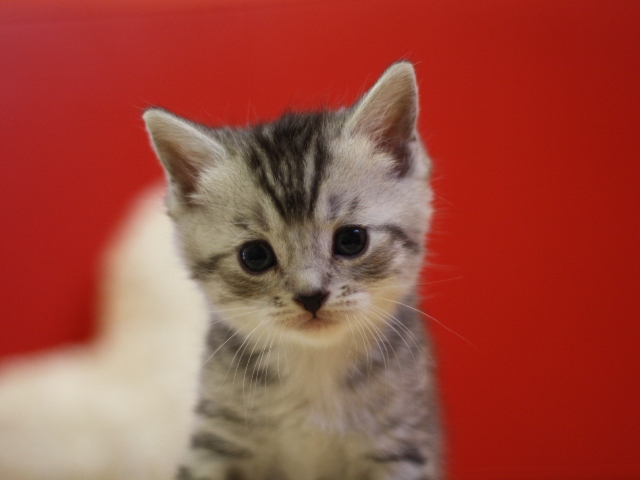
[294,291,328,316]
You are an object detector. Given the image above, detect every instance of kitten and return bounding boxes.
[143,62,441,480]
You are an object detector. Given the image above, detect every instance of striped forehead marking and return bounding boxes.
[246,112,332,223]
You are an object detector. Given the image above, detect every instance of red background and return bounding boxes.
[1,1,639,478]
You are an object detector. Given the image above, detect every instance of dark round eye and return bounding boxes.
[239,241,276,273]
[334,226,368,257]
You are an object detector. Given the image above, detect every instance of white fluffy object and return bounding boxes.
[0,187,208,480]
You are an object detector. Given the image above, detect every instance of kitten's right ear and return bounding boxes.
[143,108,225,206]
[346,62,419,176]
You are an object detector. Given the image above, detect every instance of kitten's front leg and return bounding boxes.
[176,451,254,480]
[175,442,253,480]
[176,460,244,480]
[176,457,284,480]
[361,450,439,480]
[175,426,260,480]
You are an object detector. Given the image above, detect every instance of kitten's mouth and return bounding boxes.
[298,313,336,331]
[281,311,340,334]
[300,315,335,330]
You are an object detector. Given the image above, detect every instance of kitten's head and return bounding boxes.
[143,62,432,345]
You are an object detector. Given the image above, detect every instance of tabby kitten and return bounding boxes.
[143,62,441,480]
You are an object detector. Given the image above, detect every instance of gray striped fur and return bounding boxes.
[144,62,442,480]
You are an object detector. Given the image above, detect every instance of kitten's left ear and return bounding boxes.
[346,62,419,176]
[143,108,225,208]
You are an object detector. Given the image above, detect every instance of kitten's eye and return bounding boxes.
[334,226,368,257]
[239,241,276,273]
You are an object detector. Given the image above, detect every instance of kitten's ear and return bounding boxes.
[346,62,419,176]
[143,108,225,206]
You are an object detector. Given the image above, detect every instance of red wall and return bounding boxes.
[1,1,639,478]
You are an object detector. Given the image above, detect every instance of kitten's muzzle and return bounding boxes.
[294,291,328,317]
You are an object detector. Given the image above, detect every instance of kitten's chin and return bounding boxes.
[299,315,335,332]
[284,312,347,344]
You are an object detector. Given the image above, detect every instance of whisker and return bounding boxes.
[357,313,391,407]
[360,314,391,375]
[369,304,421,359]
[349,313,373,389]
[377,297,477,349]
[248,330,272,416]
[355,314,383,370]
[243,327,268,416]
[214,305,261,313]
[365,319,394,393]
[365,276,463,291]
[275,329,285,400]
[201,312,258,367]
[229,321,265,384]
[262,332,279,425]
[345,319,362,378]
[365,308,405,373]
[368,302,444,367]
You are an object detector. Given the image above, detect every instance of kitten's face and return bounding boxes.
[145,62,432,345]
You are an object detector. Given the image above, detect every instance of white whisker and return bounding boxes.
[365,308,405,373]
[369,303,421,359]
[377,297,477,349]
[243,327,268,416]
[201,311,258,367]
[229,321,264,384]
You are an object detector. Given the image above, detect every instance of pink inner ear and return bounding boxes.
[144,108,222,206]
[349,65,418,176]
[162,141,202,202]
[382,132,415,178]
[374,101,417,176]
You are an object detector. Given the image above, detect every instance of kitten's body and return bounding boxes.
[145,63,441,480]
[185,303,438,480]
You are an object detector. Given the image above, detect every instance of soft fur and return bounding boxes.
[0,188,207,480]
[144,62,441,480]
[0,62,441,480]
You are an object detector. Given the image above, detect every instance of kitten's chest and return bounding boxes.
[267,415,365,480]
[254,363,368,478]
